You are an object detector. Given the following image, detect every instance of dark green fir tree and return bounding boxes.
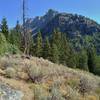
[1,17,9,40]
[43,37,51,60]
[35,31,43,57]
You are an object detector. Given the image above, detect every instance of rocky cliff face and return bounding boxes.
[26,9,100,38]
[26,9,58,35]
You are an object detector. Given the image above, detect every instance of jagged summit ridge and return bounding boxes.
[26,9,100,37]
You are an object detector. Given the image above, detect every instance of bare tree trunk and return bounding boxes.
[22,0,30,55]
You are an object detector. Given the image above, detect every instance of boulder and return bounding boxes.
[0,83,24,100]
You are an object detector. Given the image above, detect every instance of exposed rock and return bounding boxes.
[25,9,100,38]
[0,83,23,100]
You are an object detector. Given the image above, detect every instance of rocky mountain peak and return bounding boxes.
[25,9,100,37]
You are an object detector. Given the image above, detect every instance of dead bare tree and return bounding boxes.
[22,0,31,55]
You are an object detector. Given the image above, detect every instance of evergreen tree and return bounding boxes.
[0,32,20,55]
[59,34,70,65]
[67,47,77,68]
[51,43,59,63]
[1,18,9,40]
[84,35,94,50]
[59,33,76,67]
[52,29,62,50]
[94,32,100,54]
[35,32,43,57]
[9,21,21,49]
[43,37,51,60]
[51,29,62,63]
[15,20,21,33]
[87,47,96,73]
[0,33,7,55]
[78,50,88,71]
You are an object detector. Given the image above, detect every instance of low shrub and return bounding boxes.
[26,65,45,83]
[50,86,65,100]
[5,67,16,78]
[33,84,49,100]
[79,77,93,96]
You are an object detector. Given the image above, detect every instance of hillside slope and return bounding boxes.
[0,54,100,100]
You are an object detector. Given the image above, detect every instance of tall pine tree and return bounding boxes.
[51,29,62,63]
[87,47,96,73]
[59,34,70,65]
[59,33,76,68]
[51,43,59,63]
[9,21,21,49]
[52,29,62,49]
[43,37,51,60]
[35,31,43,57]
[1,18,9,40]
[77,50,88,71]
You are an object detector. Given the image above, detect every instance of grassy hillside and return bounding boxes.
[0,54,100,100]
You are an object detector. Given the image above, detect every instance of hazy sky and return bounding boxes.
[0,0,100,27]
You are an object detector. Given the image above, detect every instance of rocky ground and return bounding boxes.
[0,82,23,100]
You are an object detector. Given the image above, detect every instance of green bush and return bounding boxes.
[0,33,20,55]
[6,43,20,54]
[0,33,7,55]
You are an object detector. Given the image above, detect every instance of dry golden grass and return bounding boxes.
[0,54,100,100]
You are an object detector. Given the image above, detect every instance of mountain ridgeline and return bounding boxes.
[26,9,100,54]
[26,9,100,37]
